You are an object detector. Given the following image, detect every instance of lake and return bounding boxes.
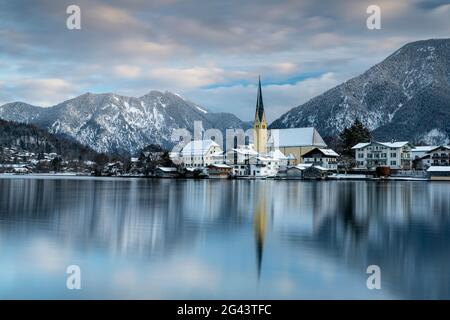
[0,176,449,299]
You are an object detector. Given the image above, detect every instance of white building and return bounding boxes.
[302,148,339,170]
[180,140,223,167]
[352,141,412,169]
[225,144,282,177]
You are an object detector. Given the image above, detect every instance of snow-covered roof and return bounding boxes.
[318,148,339,157]
[181,140,220,156]
[427,166,450,172]
[313,165,329,171]
[257,156,279,162]
[268,149,287,160]
[303,148,339,157]
[352,141,409,149]
[379,141,409,148]
[412,146,438,152]
[231,147,258,156]
[209,164,232,169]
[268,128,327,148]
[157,166,177,172]
[286,153,296,160]
[352,143,370,149]
[426,145,450,152]
[294,163,313,170]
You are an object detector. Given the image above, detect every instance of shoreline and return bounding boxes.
[0,172,438,182]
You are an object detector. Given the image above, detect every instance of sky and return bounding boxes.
[0,0,449,121]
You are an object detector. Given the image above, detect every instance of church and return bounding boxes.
[251,76,329,166]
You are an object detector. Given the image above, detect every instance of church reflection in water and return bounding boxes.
[253,182,268,279]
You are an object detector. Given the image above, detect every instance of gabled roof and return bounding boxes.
[181,140,220,156]
[303,147,339,158]
[268,149,287,160]
[352,141,409,149]
[352,142,370,149]
[426,145,450,153]
[268,127,327,148]
[412,146,438,152]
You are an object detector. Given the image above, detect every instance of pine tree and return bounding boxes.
[339,119,371,156]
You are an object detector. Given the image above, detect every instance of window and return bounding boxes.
[390,153,397,157]
[390,161,397,165]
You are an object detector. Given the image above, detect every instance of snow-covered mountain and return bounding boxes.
[0,91,247,154]
[270,39,450,145]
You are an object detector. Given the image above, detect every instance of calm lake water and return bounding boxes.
[0,176,450,299]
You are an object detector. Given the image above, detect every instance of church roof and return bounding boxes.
[268,128,327,148]
[254,76,265,122]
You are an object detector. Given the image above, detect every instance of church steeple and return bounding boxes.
[254,76,266,123]
[253,76,268,154]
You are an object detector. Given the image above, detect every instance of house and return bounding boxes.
[411,146,438,160]
[180,139,223,168]
[155,166,179,178]
[412,154,434,170]
[208,164,232,179]
[303,165,329,180]
[428,146,450,166]
[267,127,328,165]
[352,141,412,170]
[285,164,312,179]
[302,148,339,170]
[268,149,288,167]
[427,166,450,181]
[249,155,279,177]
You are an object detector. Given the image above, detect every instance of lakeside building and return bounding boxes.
[302,148,339,170]
[411,146,438,160]
[352,141,413,170]
[428,146,450,166]
[427,166,450,181]
[177,76,337,178]
[267,127,328,165]
[180,139,223,167]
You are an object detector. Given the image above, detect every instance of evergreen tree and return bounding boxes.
[339,119,371,156]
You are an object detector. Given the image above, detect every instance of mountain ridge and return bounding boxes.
[270,38,450,145]
[0,90,248,155]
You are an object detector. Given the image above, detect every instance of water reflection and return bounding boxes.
[0,177,449,299]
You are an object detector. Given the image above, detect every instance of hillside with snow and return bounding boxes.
[270,39,450,145]
[0,91,247,154]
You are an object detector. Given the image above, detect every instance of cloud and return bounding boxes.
[1,78,79,106]
[113,65,141,78]
[186,72,343,121]
[0,0,448,119]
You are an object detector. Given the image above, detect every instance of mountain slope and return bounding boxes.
[0,118,101,160]
[270,38,450,145]
[0,91,248,154]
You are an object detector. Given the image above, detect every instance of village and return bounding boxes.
[163,78,450,181]
[1,78,449,181]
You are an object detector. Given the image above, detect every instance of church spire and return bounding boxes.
[255,76,265,123]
